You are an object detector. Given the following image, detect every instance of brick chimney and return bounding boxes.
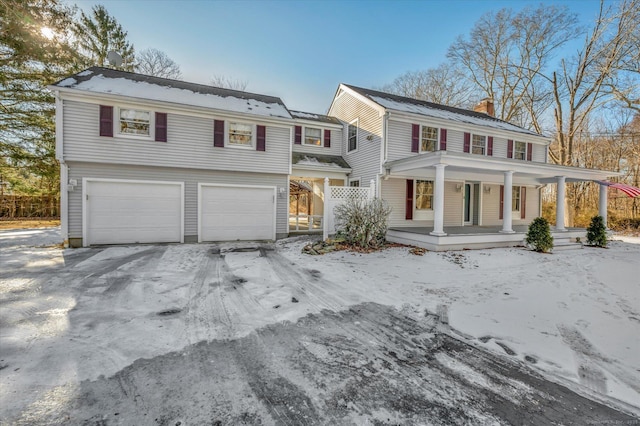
[473,98,495,117]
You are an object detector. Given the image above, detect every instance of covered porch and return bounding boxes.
[383,151,619,250]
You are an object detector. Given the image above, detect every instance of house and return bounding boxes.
[326,84,618,250]
[51,68,619,249]
[51,67,293,247]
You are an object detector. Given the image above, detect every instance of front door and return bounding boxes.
[464,183,473,225]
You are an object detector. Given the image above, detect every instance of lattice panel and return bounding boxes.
[329,186,370,200]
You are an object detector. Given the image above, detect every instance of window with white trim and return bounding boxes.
[119,108,150,137]
[349,178,360,187]
[472,135,486,155]
[512,186,521,211]
[421,126,438,152]
[514,141,526,160]
[228,122,254,147]
[416,180,433,210]
[304,127,322,146]
[348,119,358,152]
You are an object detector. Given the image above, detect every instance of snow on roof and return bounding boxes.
[344,84,541,138]
[292,153,351,169]
[53,67,292,119]
[290,110,342,125]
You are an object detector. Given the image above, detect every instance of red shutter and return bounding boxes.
[256,125,266,151]
[99,105,113,137]
[499,185,504,219]
[507,140,513,158]
[463,132,471,153]
[155,112,167,142]
[406,180,414,220]
[324,129,331,148]
[411,124,420,153]
[487,136,493,156]
[294,126,302,144]
[439,128,447,150]
[521,187,526,219]
[527,143,533,161]
[214,119,225,147]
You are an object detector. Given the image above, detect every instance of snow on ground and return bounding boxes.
[277,237,640,410]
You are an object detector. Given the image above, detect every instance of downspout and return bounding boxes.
[55,92,69,248]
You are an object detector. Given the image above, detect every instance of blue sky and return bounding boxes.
[74,0,609,114]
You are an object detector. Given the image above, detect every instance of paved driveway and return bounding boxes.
[0,231,636,425]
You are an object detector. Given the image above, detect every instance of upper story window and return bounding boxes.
[349,178,360,187]
[228,122,253,147]
[421,126,438,152]
[348,119,358,152]
[514,141,526,160]
[512,186,521,211]
[416,180,433,210]
[119,108,150,137]
[304,127,322,146]
[472,135,486,155]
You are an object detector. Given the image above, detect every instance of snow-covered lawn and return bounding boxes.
[278,236,640,410]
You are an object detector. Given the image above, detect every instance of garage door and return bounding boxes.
[199,184,275,242]
[85,179,183,246]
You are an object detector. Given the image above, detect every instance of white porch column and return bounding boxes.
[556,176,566,232]
[501,171,515,233]
[430,164,447,236]
[322,177,330,241]
[599,183,608,229]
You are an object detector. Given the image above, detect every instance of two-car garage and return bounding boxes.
[83,179,276,246]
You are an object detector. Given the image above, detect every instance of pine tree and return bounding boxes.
[73,4,135,71]
[1,0,82,195]
[525,217,554,253]
[586,215,608,247]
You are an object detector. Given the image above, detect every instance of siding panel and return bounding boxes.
[63,100,290,174]
[66,161,288,242]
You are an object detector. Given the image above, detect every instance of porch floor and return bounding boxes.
[389,225,584,236]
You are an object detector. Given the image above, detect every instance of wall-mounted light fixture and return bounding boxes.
[484,185,492,194]
[366,135,374,141]
[455,183,463,192]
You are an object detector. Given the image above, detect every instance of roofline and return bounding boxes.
[50,86,295,126]
[327,84,387,117]
[292,164,352,173]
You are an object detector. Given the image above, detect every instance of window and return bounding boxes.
[514,141,526,160]
[416,180,433,210]
[512,186,521,211]
[119,108,150,136]
[304,127,322,146]
[228,122,253,147]
[472,135,486,155]
[348,120,358,152]
[349,179,360,187]
[421,126,438,152]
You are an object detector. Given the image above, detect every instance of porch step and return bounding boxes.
[553,240,584,251]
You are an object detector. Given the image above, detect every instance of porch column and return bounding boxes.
[599,183,608,229]
[556,176,566,231]
[323,177,330,241]
[430,164,447,236]
[501,171,515,233]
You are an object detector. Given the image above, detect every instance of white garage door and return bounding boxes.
[85,179,183,246]
[199,184,275,242]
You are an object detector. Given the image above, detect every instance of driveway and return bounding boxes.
[0,230,637,425]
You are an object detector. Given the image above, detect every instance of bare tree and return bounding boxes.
[135,48,181,79]
[210,75,248,91]
[378,64,474,108]
[447,5,580,131]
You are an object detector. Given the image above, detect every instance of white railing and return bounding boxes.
[323,178,375,240]
[289,214,323,232]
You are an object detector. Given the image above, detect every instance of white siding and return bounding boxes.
[382,178,463,228]
[292,128,343,156]
[330,92,382,188]
[62,100,291,174]
[481,184,540,226]
[66,161,288,243]
[387,120,413,162]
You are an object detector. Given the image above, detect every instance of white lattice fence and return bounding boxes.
[323,179,376,240]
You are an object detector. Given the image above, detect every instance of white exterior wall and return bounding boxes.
[386,119,547,163]
[482,183,540,226]
[329,92,382,188]
[292,128,343,157]
[62,100,291,174]
[65,161,289,243]
[382,178,462,228]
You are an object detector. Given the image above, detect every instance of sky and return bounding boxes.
[72,0,611,114]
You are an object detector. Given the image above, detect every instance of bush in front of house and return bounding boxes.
[334,197,392,249]
[525,217,554,253]
[586,215,608,247]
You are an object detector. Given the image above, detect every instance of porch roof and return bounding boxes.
[384,151,620,183]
